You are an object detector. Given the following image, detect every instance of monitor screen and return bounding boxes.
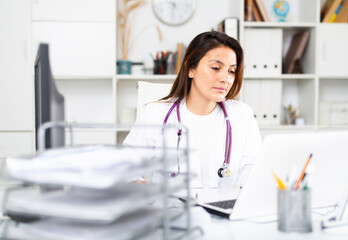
[34,43,65,150]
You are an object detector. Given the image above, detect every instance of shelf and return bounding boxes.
[319,76,348,80]
[0,130,33,133]
[243,22,317,28]
[116,74,176,81]
[261,125,348,132]
[244,74,316,80]
[65,127,132,133]
[54,75,114,81]
[317,125,348,130]
[115,125,348,133]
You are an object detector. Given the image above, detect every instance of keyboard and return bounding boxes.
[177,197,237,218]
[199,199,237,218]
[206,199,236,209]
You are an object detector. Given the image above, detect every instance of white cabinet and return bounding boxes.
[1,0,117,157]
[0,0,33,157]
[32,0,116,77]
[0,133,34,158]
[31,0,117,146]
[32,0,115,22]
[32,22,115,77]
[0,0,32,131]
[319,24,348,77]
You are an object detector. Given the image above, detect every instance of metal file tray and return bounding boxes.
[1,208,185,240]
[1,122,201,239]
[2,178,187,224]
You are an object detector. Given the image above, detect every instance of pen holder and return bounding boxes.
[277,188,312,232]
[153,59,167,74]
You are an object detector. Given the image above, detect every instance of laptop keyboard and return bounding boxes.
[206,199,236,209]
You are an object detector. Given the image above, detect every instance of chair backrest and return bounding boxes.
[136,81,173,117]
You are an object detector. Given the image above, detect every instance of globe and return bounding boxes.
[273,0,290,22]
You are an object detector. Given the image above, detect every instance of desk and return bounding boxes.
[201,210,348,240]
[173,186,347,240]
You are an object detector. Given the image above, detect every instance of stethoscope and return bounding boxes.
[163,101,232,178]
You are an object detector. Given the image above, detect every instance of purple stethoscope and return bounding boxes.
[163,101,232,178]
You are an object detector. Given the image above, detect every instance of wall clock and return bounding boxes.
[152,0,196,26]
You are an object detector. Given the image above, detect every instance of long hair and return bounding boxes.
[161,31,244,102]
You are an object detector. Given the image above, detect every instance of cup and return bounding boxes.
[277,188,312,232]
[117,60,132,74]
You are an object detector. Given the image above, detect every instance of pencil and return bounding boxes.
[294,153,313,190]
[273,171,287,190]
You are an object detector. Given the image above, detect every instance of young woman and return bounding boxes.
[124,31,262,190]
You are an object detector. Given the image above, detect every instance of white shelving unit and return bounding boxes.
[114,0,348,141]
[1,0,348,156]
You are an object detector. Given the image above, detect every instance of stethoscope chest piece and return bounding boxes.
[218,164,231,178]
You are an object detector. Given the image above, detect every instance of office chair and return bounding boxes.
[136,81,173,117]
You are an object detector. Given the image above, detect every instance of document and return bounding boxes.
[4,183,164,223]
[5,145,179,189]
[3,208,166,240]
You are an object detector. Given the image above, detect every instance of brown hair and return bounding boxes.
[161,30,244,102]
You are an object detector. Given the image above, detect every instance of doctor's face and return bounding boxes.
[188,46,237,104]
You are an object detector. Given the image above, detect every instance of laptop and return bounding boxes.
[230,131,348,220]
[180,131,348,220]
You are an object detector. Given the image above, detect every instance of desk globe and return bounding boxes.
[273,0,290,22]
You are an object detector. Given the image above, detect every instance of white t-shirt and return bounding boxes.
[123,99,262,189]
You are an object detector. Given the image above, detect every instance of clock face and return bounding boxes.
[152,0,196,26]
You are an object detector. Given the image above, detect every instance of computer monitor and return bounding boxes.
[34,43,65,150]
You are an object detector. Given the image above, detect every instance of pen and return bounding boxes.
[294,153,313,190]
[301,173,308,190]
[273,171,287,190]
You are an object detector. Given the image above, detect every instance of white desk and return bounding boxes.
[201,210,348,240]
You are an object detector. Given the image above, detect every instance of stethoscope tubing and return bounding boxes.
[163,100,232,166]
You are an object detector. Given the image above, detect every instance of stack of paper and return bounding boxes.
[5,145,178,189]
[3,208,167,240]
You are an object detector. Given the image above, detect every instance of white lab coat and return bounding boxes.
[123,99,262,189]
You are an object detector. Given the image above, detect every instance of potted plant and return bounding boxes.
[117,0,145,74]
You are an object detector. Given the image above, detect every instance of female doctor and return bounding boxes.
[123,31,262,190]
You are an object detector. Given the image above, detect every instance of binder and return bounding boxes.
[242,79,282,126]
[245,0,253,21]
[243,29,258,76]
[217,17,239,40]
[244,28,282,77]
[265,79,282,125]
[251,0,264,21]
[242,80,261,122]
[254,0,270,21]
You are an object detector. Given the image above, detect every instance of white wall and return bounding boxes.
[117,0,238,70]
